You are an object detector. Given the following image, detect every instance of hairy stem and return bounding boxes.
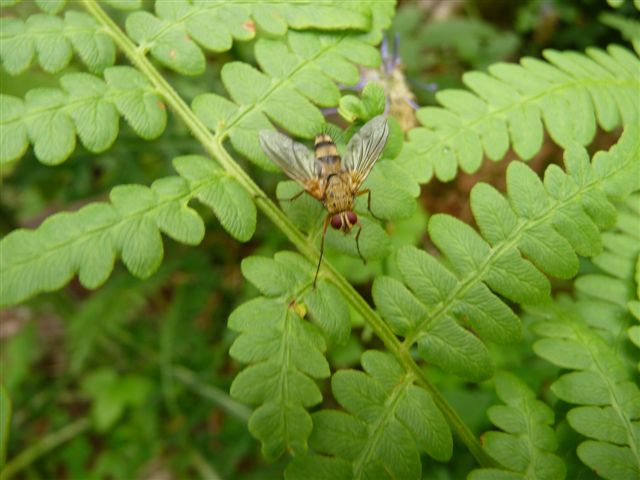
[81,1,496,468]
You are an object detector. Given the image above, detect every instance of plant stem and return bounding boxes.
[1,418,90,479]
[81,1,496,468]
[170,367,251,423]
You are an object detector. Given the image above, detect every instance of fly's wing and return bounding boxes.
[342,115,389,188]
[258,130,323,199]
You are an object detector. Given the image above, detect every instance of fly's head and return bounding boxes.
[330,211,358,233]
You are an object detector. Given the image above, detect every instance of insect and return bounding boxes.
[259,115,389,286]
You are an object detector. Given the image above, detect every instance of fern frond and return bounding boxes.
[286,350,452,479]
[529,296,640,480]
[0,11,115,74]
[525,196,640,479]
[574,193,640,367]
[469,372,565,480]
[0,67,166,165]
[399,46,640,181]
[124,1,392,75]
[21,0,143,12]
[192,31,381,170]
[372,125,639,380]
[0,155,256,307]
[600,13,640,52]
[228,251,350,459]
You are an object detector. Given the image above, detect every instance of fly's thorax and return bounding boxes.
[324,173,354,215]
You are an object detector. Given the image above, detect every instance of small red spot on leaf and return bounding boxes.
[157,101,166,110]
[242,20,256,33]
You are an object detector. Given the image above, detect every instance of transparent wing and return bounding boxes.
[258,130,321,189]
[342,115,389,187]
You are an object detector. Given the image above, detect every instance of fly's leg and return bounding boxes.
[357,189,383,222]
[313,215,331,288]
[277,189,305,204]
[354,223,366,265]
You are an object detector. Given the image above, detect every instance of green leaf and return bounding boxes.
[64,11,115,74]
[194,31,381,168]
[60,73,119,153]
[152,177,205,245]
[296,351,452,477]
[529,288,640,480]
[372,276,424,337]
[102,0,142,10]
[0,153,256,306]
[26,14,72,73]
[0,95,28,164]
[126,10,206,75]
[24,88,76,165]
[0,18,35,74]
[405,46,640,181]
[104,66,167,140]
[304,280,351,346]
[471,372,565,480]
[121,2,385,77]
[325,216,390,261]
[35,0,65,14]
[2,66,166,165]
[229,289,330,460]
[577,441,639,480]
[197,174,256,242]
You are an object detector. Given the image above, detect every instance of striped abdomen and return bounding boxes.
[314,133,341,166]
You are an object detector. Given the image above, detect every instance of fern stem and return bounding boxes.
[81,1,497,468]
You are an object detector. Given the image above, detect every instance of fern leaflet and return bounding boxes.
[286,350,451,479]
[228,251,351,459]
[0,10,115,74]
[469,372,565,480]
[373,125,639,380]
[398,46,640,181]
[0,67,166,165]
[0,155,255,306]
[529,297,640,480]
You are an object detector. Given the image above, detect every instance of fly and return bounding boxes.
[258,115,389,286]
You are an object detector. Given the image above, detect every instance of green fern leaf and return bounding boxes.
[0,95,28,162]
[193,31,380,170]
[287,350,452,479]
[530,298,640,480]
[601,12,640,40]
[122,1,389,75]
[527,194,640,478]
[0,11,115,75]
[400,46,640,181]
[0,67,166,165]
[0,155,259,306]
[469,372,565,480]
[229,252,351,459]
[372,126,639,380]
[101,0,143,10]
[34,0,65,14]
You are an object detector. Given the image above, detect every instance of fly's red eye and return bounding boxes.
[330,214,343,229]
[346,211,357,225]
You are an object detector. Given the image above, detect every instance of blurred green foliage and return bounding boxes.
[1,0,638,479]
